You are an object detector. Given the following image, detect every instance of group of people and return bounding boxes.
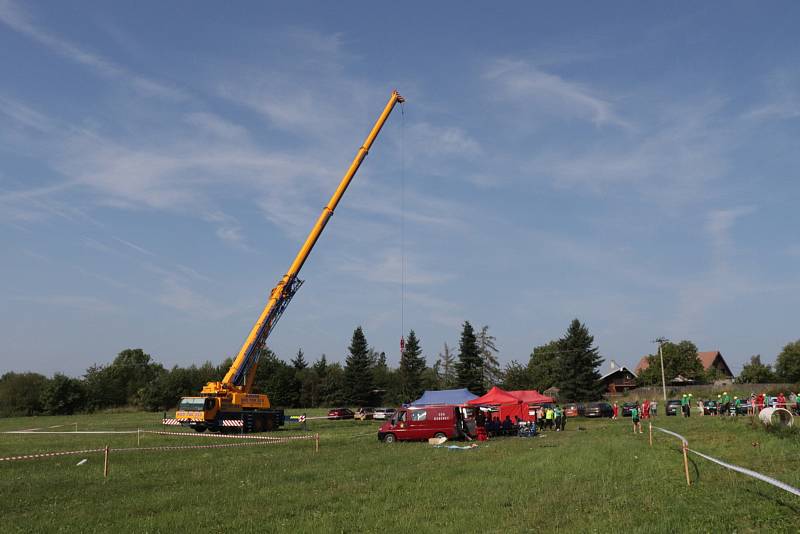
[473,404,568,441]
[611,400,658,420]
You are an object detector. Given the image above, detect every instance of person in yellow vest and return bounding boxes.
[545,407,555,430]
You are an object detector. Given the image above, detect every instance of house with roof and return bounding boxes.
[635,350,734,385]
[600,360,638,395]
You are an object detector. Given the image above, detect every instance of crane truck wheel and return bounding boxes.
[193,426,207,433]
[383,433,396,443]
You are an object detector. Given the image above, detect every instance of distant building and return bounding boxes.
[600,360,638,395]
[635,350,734,385]
[543,386,560,400]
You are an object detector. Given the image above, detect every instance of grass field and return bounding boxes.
[1,411,798,533]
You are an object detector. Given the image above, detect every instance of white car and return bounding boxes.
[373,407,396,420]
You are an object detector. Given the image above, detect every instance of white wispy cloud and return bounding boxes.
[484,59,630,128]
[0,0,185,100]
[11,294,120,314]
[743,69,800,121]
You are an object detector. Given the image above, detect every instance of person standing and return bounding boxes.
[680,394,688,417]
[651,400,657,417]
[642,399,650,420]
[545,407,554,430]
[733,396,741,416]
[612,402,619,420]
[777,392,787,410]
[554,405,563,432]
[631,404,642,434]
[687,393,693,417]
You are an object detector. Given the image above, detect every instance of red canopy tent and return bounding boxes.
[467,386,530,421]
[508,390,554,404]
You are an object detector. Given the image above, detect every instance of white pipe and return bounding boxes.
[758,407,794,427]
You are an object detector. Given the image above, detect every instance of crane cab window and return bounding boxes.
[204,398,216,410]
[179,398,206,412]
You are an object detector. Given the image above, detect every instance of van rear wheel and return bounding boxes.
[383,433,396,443]
[434,432,446,439]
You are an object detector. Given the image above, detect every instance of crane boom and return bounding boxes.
[175,90,404,433]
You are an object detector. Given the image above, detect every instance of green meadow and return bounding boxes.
[1,411,798,533]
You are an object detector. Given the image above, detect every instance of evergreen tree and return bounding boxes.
[398,330,426,402]
[557,319,604,401]
[313,354,328,375]
[344,326,375,405]
[291,348,308,370]
[456,321,484,395]
[434,342,458,389]
[477,325,501,389]
[527,340,562,392]
[372,351,393,406]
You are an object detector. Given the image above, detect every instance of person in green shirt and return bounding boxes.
[733,396,741,417]
[680,394,689,417]
[554,406,563,432]
[631,404,642,434]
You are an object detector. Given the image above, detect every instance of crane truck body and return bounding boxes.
[175,90,405,432]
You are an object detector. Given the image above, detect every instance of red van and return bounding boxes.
[377,405,464,443]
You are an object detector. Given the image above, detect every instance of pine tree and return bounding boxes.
[527,340,562,392]
[291,348,308,370]
[435,342,458,388]
[344,326,374,406]
[398,330,426,402]
[477,325,501,389]
[456,321,484,395]
[557,319,604,401]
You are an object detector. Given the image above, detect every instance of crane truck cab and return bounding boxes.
[175,395,284,433]
[378,405,465,443]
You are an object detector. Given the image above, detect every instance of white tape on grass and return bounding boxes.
[653,426,688,445]
[654,425,800,498]
[687,448,800,498]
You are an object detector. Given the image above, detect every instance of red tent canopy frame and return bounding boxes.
[508,390,554,404]
[467,387,532,421]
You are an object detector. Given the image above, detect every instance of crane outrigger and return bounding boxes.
[175,90,404,432]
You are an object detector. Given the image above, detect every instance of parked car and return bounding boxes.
[563,403,585,417]
[736,401,751,415]
[354,407,375,420]
[373,407,396,420]
[378,405,464,443]
[702,400,718,415]
[621,402,637,417]
[327,408,354,420]
[584,402,613,418]
[665,400,682,416]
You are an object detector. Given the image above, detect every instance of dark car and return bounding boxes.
[327,408,354,420]
[584,402,613,418]
[665,400,682,416]
[702,400,718,415]
[563,403,585,417]
[621,402,637,417]
[735,400,751,415]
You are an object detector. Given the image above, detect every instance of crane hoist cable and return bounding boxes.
[400,99,406,359]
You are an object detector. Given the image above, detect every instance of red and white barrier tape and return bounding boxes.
[0,448,105,462]
[653,425,800,498]
[0,433,318,462]
[143,430,315,441]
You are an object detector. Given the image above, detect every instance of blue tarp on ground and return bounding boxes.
[410,388,479,406]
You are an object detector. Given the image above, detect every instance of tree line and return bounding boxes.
[0,318,611,417]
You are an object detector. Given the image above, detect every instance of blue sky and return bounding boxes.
[1,1,799,377]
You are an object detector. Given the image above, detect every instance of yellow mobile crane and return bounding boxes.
[175,90,405,432]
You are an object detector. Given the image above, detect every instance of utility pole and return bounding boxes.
[652,337,668,402]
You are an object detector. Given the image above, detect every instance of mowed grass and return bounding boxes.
[1,411,798,533]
